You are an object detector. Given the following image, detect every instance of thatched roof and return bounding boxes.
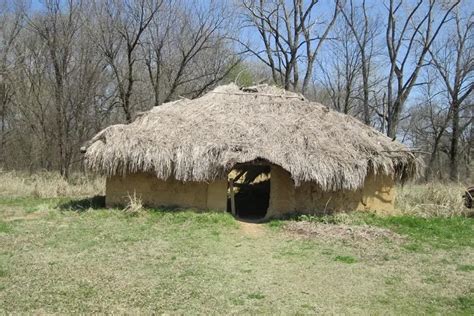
[83,84,421,190]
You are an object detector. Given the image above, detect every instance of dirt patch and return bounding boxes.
[284,221,404,243]
[239,221,265,237]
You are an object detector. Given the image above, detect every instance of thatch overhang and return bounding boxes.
[83,84,422,191]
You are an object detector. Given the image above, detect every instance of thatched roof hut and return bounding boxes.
[83,84,420,218]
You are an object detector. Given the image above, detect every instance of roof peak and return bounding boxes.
[210,83,306,101]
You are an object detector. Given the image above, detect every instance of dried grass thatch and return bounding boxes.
[83,84,421,191]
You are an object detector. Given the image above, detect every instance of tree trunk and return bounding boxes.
[0,100,5,167]
[361,61,370,125]
[123,50,134,123]
[301,56,314,96]
[425,131,444,181]
[387,99,401,139]
[449,99,460,181]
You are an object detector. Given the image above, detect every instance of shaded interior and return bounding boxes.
[227,165,271,219]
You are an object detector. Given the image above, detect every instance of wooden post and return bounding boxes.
[229,179,236,216]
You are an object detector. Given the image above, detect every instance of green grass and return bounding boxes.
[266,219,285,229]
[363,214,473,249]
[0,197,473,314]
[0,220,10,233]
[247,292,266,300]
[0,196,63,208]
[458,264,474,272]
[334,255,357,264]
[457,293,474,312]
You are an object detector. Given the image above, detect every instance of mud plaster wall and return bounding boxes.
[266,165,396,218]
[106,173,227,211]
[106,166,395,217]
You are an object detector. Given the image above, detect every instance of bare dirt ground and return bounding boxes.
[238,221,265,237]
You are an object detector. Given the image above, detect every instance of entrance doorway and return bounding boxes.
[227,165,271,220]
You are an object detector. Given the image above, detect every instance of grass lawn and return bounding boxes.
[0,197,473,314]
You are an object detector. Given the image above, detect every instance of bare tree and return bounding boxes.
[403,69,451,180]
[18,0,106,177]
[318,21,361,115]
[338,0,379,125]
[384,0,460,139]
[0,0,25,167]
[240,0,340,94]
[429,8,474,181]
[0,0,242,174]
[141,0,174,107]
[143,0,240,105]
[94,0,162,122]
[25,0,83,177]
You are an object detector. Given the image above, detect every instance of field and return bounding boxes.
[0,172,473,314]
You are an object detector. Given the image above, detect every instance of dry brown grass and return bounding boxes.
[0,170,104,198]
[395,182,468,217]
[123,192,145,215]
[285,221,405,243]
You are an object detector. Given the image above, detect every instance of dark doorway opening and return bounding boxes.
[227,165,271,220]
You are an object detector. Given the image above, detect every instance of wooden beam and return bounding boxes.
[233,170,245,183]
[229,179,236,216]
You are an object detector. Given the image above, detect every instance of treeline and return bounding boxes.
[0,0,472,182]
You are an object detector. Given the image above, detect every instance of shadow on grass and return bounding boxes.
[58,195,106,212]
